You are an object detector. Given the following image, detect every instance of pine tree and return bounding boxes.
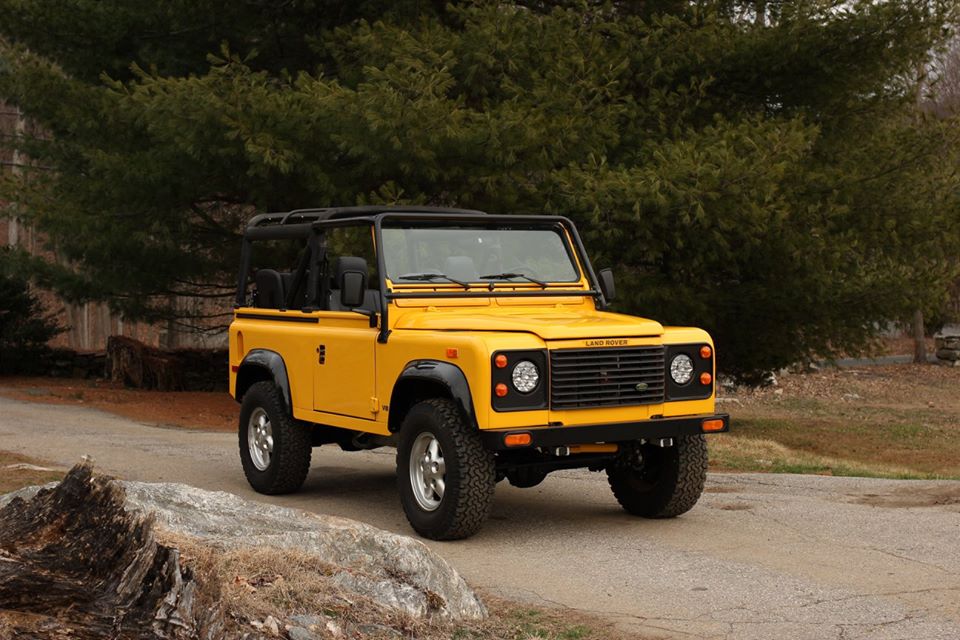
[1,0,958,379]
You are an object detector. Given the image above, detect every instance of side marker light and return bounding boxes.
[504,433,532,447]
[702,419,725,432]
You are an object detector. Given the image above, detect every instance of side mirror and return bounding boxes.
[340,270,367,308]
[598,268,616,302]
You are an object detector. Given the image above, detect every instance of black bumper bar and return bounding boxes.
[479,413,729,451]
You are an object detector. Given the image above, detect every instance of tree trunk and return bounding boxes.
[913,308,927,364]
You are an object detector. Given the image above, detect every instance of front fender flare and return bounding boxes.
[390,360,478,431]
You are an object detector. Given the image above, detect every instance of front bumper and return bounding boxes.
[479,413,730,451]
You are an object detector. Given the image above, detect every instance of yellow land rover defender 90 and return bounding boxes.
[229,207,729,540]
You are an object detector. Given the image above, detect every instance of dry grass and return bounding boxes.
[709,436,932,479]
[717,363,960,479]
[164,534,638,640]
[0,450,65,493]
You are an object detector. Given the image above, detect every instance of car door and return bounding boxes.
[312,224,379,420]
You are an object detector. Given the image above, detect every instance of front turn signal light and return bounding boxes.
[700,372,713,385]
[700,345,712,359]
[504,432,532,447]
[495,383,509,397]
[702,419,725,432]
[495,354,508,368]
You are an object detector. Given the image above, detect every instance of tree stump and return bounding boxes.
[0,462,226,639]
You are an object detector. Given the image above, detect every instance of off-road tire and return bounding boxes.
[239,381,312,495]
[397,398,496,540]
[607,435,708,518]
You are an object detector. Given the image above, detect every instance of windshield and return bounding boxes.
[381,225,581,285]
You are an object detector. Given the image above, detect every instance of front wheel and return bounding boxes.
[607,435,708,518]
[397,399,496,540]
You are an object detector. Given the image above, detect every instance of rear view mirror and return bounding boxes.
[598,268,616,302]
[340,271,367,308]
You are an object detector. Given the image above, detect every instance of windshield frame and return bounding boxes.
[374,213,600,294]
[380,222,583,288]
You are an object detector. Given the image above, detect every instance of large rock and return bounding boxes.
[120,481,486,620]
[1,467,486,623]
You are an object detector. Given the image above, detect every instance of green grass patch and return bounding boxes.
[709,435,955,480]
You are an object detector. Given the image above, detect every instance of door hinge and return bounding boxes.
[317,344,325,364]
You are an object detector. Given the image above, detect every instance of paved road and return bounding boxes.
[2,395,959,639]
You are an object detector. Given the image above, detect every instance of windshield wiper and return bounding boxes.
[397,272,470,289]
[480,272,548,288]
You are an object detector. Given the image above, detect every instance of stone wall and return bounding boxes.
[0,348,106,378]
[935,324,960,366]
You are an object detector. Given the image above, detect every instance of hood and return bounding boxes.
[393,308,663,340]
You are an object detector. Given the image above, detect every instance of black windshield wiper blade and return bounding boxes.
[397,272,470,289]
[480,272,548,288]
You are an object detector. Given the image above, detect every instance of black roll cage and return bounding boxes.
[234,207,608,343]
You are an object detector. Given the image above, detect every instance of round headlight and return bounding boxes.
[670,354,694,385]
[511,360,540,393]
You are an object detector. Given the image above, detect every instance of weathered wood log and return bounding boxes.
[0,462,226,639]
[107,335,183,391]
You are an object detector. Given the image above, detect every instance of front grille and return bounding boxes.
[550,346,665,409]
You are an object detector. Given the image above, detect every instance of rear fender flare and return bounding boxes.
[236,349,292,412]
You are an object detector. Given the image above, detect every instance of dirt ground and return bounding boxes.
[0,376,236,432]
[0,450,64,493]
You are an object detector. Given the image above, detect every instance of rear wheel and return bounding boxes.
[607,435,707,518]
[397,398,496,540]
[239,381,312,495]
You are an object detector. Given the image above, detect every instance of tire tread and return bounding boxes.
[240,381,312,495]
[398,398,496,540]
[608,435,708,518]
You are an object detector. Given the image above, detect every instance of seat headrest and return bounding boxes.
[333,256,368,283]
[444,256,478,282]
[254,269,285,308]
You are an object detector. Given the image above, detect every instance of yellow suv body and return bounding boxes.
[229,207,729,539]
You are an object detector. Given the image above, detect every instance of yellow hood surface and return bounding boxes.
[393,308,663,340]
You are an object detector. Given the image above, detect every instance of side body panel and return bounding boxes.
[311,313,378,419]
